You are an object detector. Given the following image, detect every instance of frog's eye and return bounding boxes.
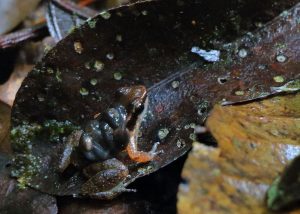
[126,102,145,131]
[135,103,145,114]
[129,100,144,114]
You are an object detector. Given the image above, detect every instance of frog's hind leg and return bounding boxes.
[58,130,83,173]
[126,130,160,163]
[84,184,136,200]
[80,158,135,199]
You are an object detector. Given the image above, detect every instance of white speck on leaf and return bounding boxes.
[191,47,220,62]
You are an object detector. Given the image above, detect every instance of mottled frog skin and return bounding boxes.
[58,85,160,199]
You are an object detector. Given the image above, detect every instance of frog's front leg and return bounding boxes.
[80,158,135,200]
[123,95,161,163]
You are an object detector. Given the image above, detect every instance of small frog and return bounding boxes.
[58,85,160,199]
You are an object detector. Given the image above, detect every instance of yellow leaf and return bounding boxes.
[207,93,300,179]
[178,93,300,213]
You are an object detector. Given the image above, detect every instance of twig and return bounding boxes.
[0,23,48,49]
[0,0,97,49]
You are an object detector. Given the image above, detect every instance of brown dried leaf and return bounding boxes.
[0,65,31,107]
[0,102,11,154]
[178,144,268,214]
[207,93,300,178]
[178,92,300,213]
[0,37,56,106]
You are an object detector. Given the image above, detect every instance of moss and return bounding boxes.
[11,154,42,189]
[285,79,300,90]
[87,19,97,29]
[11,120,78,150]
[93,60,104,72]
[80,87,89,96]
[267,177,283,210]
[113,72,123,80]
[235,90,245,96]
[273,76,285,83]
[90,78,98,86]
[274,42,287,50]
[67,25,76,34]
[11,123,42,152]
[11,120,79,188]
[137,165,154,175]
[99,11,111,20]
[42,120,78,143]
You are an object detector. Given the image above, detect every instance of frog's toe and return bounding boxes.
[150,142,159,153]
[149,142,163,157]
[119,187,137,193]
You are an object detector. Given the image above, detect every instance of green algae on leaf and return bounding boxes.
[267,177,283,210]
[11,120,78,151]
[11,123,42,152]
[267,155,300,211]
[79,87,89,96]
[42,120,78,143]
[87,18,97,29]
[0,153,58,213]
[11,154,42,189]
[11,120,78,188]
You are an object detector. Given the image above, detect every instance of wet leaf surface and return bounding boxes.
[178,92,300,213]
[47,0,299,41]
[11,0,300,199]
[0,154,58,214]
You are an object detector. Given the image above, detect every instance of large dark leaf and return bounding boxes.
[47,0,139,40]
[0,154,57,214]
[11,0,300,198]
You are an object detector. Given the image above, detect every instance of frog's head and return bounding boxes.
[116,85,147,115]
[115,85,148,132]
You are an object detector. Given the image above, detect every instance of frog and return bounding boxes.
[58,85,160,199]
